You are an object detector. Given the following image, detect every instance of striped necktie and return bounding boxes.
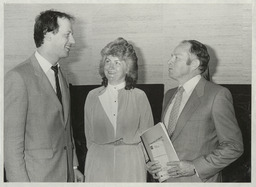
[167,86,185,137]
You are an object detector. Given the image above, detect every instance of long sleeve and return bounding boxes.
[71,126,79,167]
[137,91,154,164]
[138,91,154,133]
[4,71,30,182]
[84,91,93,149]
[193,87,244,180]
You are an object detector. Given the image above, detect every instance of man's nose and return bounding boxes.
[168,55,176,64]
[69,34,75,44]
[167,58,173,65]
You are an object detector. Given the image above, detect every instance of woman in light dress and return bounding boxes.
[84,37,154,182]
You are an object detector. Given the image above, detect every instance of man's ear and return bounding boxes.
[44,32,52,41]
[191,59,200,71]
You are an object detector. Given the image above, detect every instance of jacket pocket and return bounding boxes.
[25,148,54,159]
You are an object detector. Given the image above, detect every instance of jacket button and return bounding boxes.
[64,146,67,150]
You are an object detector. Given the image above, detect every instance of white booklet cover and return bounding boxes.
[140,122,179,182]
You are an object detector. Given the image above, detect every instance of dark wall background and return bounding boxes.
[69,84,251,182]
[221,85,251,182]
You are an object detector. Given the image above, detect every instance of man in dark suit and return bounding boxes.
[147,40,243,182]
[4,9,84,182]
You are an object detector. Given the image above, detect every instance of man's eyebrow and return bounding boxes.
[174,53,182,56]
[65,30,73,34]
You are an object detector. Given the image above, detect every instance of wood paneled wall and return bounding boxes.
[4,3,252,91]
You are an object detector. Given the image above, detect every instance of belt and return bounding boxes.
[105,138,140,146]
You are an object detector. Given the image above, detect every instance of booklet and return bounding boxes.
[140,122,179,182]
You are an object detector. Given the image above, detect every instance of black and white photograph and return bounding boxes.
[1,0,254,186]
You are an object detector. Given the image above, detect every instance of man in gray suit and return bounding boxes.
[4,9,84,182]
[147,40,243,182]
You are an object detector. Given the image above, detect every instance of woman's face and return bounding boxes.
[104,55,127,85]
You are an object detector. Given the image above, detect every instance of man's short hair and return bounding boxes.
[182,40,210,74]
[34,9,74,48]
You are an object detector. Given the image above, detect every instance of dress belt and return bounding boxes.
[105,138,140,146]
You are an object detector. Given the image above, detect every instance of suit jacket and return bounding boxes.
[162,77,243,182]
[4,53,78,182]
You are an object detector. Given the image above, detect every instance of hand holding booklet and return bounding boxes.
[140,122,179,182]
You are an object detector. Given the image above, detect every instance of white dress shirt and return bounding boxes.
[99,82,126,136]
[35,51,59,93]
[164,75,202,128]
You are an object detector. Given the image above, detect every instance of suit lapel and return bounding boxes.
[31,54,64,124]
[171,78,206,142]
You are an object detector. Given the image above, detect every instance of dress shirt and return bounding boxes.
[35,51,60,93]
[164,75,202,128]
[99,82,126,135]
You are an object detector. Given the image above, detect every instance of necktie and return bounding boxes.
[51,65,62,104]
[167,86,185,137]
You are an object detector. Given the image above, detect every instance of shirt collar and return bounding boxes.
[180,75,201,94]
[107,82,126,91]
[35,51,58,73]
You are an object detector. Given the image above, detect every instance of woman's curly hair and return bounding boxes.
[99,37,138,90]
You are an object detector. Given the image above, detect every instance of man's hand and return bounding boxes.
[167,160,196,178]
[74,168,84,182]
[146,161,162,180]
